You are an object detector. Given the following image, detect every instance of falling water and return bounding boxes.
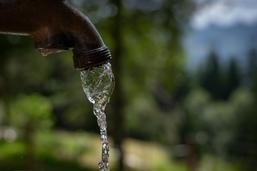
[80,62,114,171]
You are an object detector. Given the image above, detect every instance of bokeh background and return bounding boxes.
[0,0,257,171]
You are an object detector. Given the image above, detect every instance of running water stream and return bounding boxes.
[80,63,115,171]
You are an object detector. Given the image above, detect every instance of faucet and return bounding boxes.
[0,0,111,70]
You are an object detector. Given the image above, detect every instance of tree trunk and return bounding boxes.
[110,0,125,170]
[25,122,35,171]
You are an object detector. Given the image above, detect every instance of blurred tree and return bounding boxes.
[0,35,94,132]
[181,89,211,171]
[0,36,35,125]
[109,0,194,169]
[224,57,241,98]
[108,0,126,169]
[10,94,53,171]
[199,51,241,100]
[246,49,257,98]
[182,88,242,170]
[182,87,257,170]
[0,36,13,125]
[228,89,257,170]
[151,0,194,106]
[199,50,223,99]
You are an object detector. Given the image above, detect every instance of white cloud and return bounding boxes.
[191,0,257,29]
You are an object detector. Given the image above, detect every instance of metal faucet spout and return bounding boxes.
[0,0,111,70]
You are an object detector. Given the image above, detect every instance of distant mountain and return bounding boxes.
[183,22,257,69]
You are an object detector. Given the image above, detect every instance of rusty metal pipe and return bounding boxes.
[0,0,111,70]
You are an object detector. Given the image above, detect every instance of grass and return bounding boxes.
[0,130,244,171]
[0,156,94,171]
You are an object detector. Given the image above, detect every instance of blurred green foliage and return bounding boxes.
[0,0,256,171]
[10,94,53,130]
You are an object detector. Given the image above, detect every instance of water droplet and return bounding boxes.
[38,48,65,56]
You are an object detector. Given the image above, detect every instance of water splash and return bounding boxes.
[80,62,114,171]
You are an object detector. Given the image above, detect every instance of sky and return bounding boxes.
[191,0,257,29]
[184,0,257,69]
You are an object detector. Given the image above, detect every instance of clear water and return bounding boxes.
[80,62,114,171]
